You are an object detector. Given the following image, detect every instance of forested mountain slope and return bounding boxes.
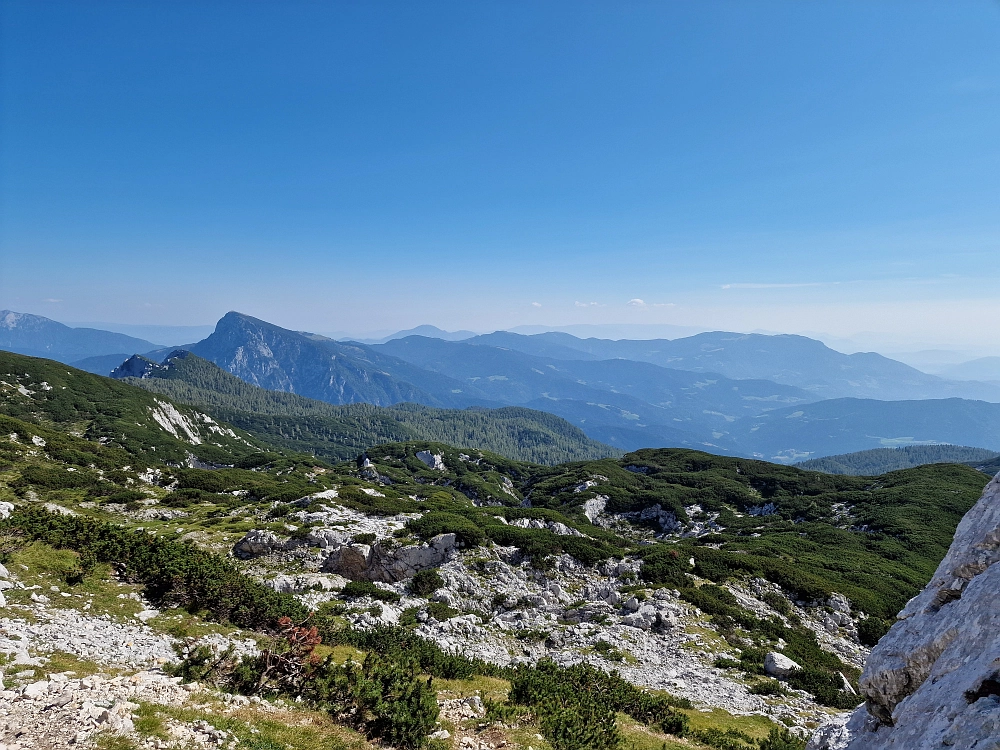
[795,445,999,475]
[0,350,262,465]
[114,349,619,464]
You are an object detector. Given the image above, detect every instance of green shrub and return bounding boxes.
[762,592,792,616]
[537,691,621,750]
[172,620,438,749]
[425,601,459,621]
[319,624,501,681]
[592,640,625,662]
[408,568,443,597]
[2,506,305,630]
[406,512,485,548]
[508,659,690,741]
[687,727,757,750]
[14,464,95,491]
[352,532,377,544]
[785,669,860,709]
[858,616,892,647]
[713,656,742,669]
[341,580,401,603]
[160,488,209,507]
[309,652,439,749]
[758,727,807,750]
[103,489,148,505]
[748,678,788,696]
[234,452,280,469]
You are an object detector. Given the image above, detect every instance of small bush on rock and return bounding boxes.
[341,580,401,603]
[409,568,444,597]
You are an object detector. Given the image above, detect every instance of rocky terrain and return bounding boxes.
[234,497,867,731]
[3,346,996,750]
[807,472,1000,749]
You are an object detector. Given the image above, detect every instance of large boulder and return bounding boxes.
[322,534,457,583]
[233,529,285,558]
[808,472,1000,749]
[764,651,802,677]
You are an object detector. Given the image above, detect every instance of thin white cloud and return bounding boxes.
[628,298,675,308]
[42,298,62,303]
[575,301,604,307]
[721,282,832,290]
[531,301,542,307]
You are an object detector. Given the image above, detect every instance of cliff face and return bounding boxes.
[809,473,1000,749]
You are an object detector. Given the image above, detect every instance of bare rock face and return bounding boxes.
[322,533,457,583]
[808,473,1000,750]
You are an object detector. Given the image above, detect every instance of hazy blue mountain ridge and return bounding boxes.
[937,356,1000,383]
[13,310,1000,463]
[375,335,815,425]
[467,330,1000,402]
[0,310,158,364]
[730,397,1000,463]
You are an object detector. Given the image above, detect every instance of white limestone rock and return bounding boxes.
[415,450,446,471]
[764,651,802,677]
[809,472,1000,749]
[622,604,658,630]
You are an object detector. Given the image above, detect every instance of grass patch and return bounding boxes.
[681,708,781,741]
[95,736,141,750]
[433,674,512,705]
[42,651,107,678]
[136,700,374,750]
[4,542,146,620]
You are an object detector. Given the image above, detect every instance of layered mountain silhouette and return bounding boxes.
[185,312,492,408]
[466,330,1000,401]
[0,310,158,364]
[9,308,1000,462]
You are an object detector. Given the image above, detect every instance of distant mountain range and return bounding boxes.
[112,348,616,464]
[464,330,1000,401]
[184,312,490,408]
[0,310,159,364]
[8,308,1000,462]
[935,356,1000,384]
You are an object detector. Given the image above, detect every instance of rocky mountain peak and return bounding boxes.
[110,354,161,379]
[808,471,1000,749]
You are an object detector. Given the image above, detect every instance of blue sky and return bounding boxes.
[2,1,999,349]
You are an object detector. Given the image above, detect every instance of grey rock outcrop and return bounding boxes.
[322,533,457,582]
[233,529,285,558]
[765,651,802,677]
[808,472,1000,749]
[416,450,446,471]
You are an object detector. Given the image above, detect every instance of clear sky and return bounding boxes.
[2,1,999,349]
